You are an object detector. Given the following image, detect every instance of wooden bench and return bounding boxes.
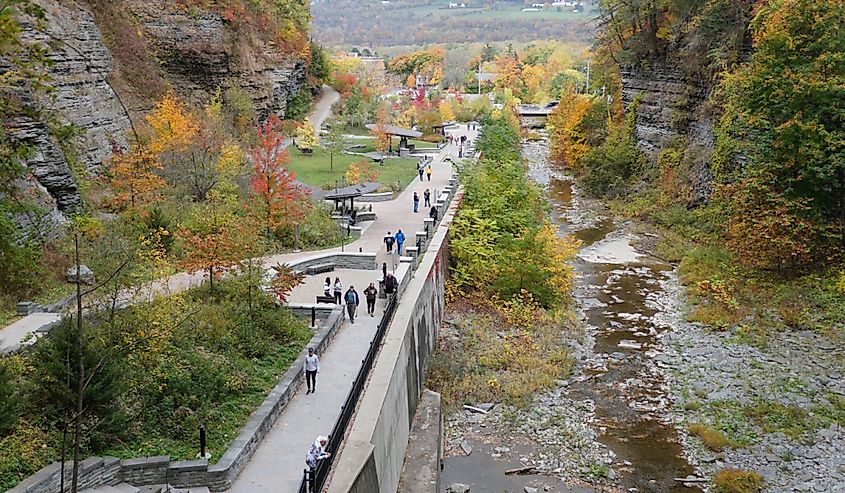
[316,295,336,304]
[305,263,334,275]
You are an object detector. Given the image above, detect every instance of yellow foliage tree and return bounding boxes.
[295,117,318,150]
[107,146,165,210]
[439,99,456,122]
[547,92,593,167]
[345,159,379,185]
[145,93,198,155]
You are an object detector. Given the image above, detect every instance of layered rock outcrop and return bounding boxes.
[620,61,714,204]
[4,0,308,230]
[125,0,307,120]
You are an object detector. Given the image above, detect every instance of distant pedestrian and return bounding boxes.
[382,262,388,280]
[413,192,419,213]
[418,163,425,181]
[304,347,319,394]
[425,164,432,181]
[384,273,398,296]
[364,283,378,317]
[333,277,342,304]
[305,436,331,471]
[429,205,439,223]
[344,286,359,323]
[424,188,431,207]
[384,231,395,253]
[395,229,406,255]
[323,277,331,297]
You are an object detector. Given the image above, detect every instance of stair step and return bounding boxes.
[113,483,140,493]
[79,486,119,493]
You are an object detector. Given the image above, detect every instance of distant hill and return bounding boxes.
[311,0,596,48]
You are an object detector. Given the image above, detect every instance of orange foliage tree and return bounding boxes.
[107,143,164,210]
[177,209,253,293]
[547,92,593,168]
[248,118,310,238]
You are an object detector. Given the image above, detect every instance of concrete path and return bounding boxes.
[226,124,477,492]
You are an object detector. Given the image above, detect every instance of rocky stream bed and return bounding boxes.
[439,138,845,493]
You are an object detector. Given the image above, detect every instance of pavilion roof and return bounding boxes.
[364,124,423,138]
[322,181,380,200]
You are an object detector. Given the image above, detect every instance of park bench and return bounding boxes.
[316,295,336,304]
[305,263,334,275]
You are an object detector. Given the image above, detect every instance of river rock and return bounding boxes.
[446,483,470,493]
[66,265,94,285]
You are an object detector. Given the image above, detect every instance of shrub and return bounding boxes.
[0,362,19,434]
[687,423,734,451]
[713,468,764,493]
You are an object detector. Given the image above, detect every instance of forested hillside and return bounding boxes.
[311,0,595,47]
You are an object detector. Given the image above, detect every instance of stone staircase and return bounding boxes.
[79,484,211,493]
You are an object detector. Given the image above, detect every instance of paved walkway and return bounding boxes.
[227,124,477,492]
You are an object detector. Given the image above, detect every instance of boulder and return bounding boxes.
[446,484,470,493]
[66,265,94,285]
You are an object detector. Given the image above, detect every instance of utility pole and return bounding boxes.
[585,60,591,94]
[478,58,482,96]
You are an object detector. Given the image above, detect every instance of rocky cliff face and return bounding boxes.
[620,61,714,204]
[5,0,132,226]
[4,0,308,231]
[125,0,308,120]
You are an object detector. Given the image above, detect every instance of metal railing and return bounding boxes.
[299,294,398,493]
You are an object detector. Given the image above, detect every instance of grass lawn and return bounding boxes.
[287,146,420,191]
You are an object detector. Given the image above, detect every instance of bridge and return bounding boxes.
[516,102,558,117]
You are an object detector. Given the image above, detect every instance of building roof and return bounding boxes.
[364,124,423,138]
[322,181,380,200]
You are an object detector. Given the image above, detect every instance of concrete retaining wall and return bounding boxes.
[357,192,394,203]
[327,187,461,493]
[9,307,345,493]
[397,390,442,493]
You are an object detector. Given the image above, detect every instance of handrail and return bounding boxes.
[300,295,398,492]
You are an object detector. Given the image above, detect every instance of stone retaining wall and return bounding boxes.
[288,252,376,273]
[9,306,345,493]
[358,192,394,203]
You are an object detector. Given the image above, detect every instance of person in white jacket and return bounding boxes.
[305,435,331,471]
[305,347,320,394]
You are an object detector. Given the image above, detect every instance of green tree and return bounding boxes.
[716,0,845,253]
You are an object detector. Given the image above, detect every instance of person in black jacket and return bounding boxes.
[429,206,439,223]
[363,283,378,317]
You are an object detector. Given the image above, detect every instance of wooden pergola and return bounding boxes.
[365,124,423,153]
[323,181,380,214]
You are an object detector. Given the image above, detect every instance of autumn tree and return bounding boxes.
[177,206,251,293]
[248,119,310,238]
[147,92,245,203]
[388,46,446,87]
[269,263,305,303]
[295,117,318,151]
[107,144,165,210]
[345,159,379,185]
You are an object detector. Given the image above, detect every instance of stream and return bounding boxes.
[441,138,700,492]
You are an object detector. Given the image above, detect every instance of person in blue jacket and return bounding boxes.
[395,229,406,255]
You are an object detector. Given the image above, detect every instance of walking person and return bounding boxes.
[384,272,397,297]
[305,436,331,472]
[364,283,378,317]
[384,230,395,253]
[304,347,319,394]
[425,164,432,181]
[424,188,431,207]
[395,229,406,255]
[418,162,425,181]
[333,277,342,305]
[323,277,331,297]
[413,191,419,213]
[429,205,439,223]
[344,286,359,323]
